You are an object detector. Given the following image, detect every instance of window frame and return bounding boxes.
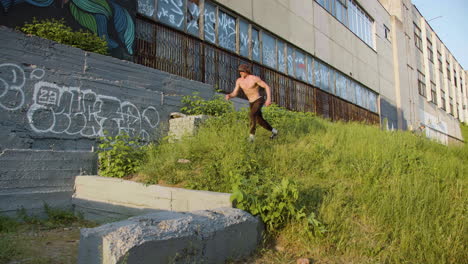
[414,23,423,51]
[418,71,426,97]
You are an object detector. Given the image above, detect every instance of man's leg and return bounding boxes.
[251,99,278,139]
[255,109,273,132]
[249,101,259,140]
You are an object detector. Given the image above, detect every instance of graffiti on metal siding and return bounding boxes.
[251,29,260,61]
[218,12,236,51]
[278,42,286,73]
[295,55,306,81]
[204,3,216,44]
[1,63,160,141]
[287,48,294,77]
[262,34,276,69]
[186,0,201,36]
[157,0,184,29]
[138,0,156,17]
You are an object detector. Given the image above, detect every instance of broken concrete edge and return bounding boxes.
[73,175,233,223]
[78,207,264,264]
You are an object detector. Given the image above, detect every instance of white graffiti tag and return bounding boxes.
[27,81,160,141]
[0,63,26,111]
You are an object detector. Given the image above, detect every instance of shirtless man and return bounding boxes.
[225,64,278,141]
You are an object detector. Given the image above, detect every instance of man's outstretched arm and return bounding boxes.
[256,78,272,106]
[225,80,241,100]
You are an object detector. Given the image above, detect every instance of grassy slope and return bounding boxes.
[138,108,467,264]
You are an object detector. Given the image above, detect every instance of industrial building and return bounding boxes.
[1,0,466,143]
[134,0,467,143]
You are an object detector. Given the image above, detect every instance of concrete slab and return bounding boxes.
[78,208,263,264]
[73,176,233,223]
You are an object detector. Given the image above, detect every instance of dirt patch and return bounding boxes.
[4,223,92,264]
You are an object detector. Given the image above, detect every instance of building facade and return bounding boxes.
[1,0,466,142]
[134,0,466,142]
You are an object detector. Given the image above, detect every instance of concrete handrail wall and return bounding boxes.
[73,176,233,222]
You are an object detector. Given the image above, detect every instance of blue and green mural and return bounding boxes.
[0,0,135,57]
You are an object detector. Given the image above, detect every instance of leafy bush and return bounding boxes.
[180,93,234,116]
[231,176,305,231]
[19,18,108,55]
[98,133,146,178]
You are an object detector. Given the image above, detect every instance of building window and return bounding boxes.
[446,61,451,80]
[187,0,201,36]
[437,51,443,72]
[384,25,391,41]
[453,70,457,87]
[277,40,286,73]
[449,97,454,115]
[307,55,314,85]
[430,82,437,104]
[347,0,374,47]
[251,27,260,62]
[295,50,307,81]
[218,10,237,52]
[335,0,347,25]
[262,32,277,69]
[157,0,186,30]
[287,45,295,77]
[441,90,446,110]
[204,2,217,44]
[414,24,422,51]
[239,20,249,57]
[316,0,374,48]
[418,71,426,97]
[315,60,331,92]
[427,39,433,62]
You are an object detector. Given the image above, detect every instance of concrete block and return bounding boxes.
[73,198,164,224]
[170,187,232,211]
[74,176,172,210]
[168,115,210,142]
[72,176,233,222]
[78,208,263,264]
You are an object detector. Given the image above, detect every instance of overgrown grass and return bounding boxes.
[138,103,467,263]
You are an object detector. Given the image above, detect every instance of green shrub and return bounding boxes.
[98,133,146,178]
[180,93,234,116]
[19,18,108,55]
[231,176,307,231]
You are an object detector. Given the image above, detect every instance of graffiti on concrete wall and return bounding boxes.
[0,0,135,56]
[0,63,27,111]
[419,109,449,145]
[0,63,160,141]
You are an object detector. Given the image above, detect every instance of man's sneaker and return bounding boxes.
[248,134,255,142]
[270,128,278,139]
